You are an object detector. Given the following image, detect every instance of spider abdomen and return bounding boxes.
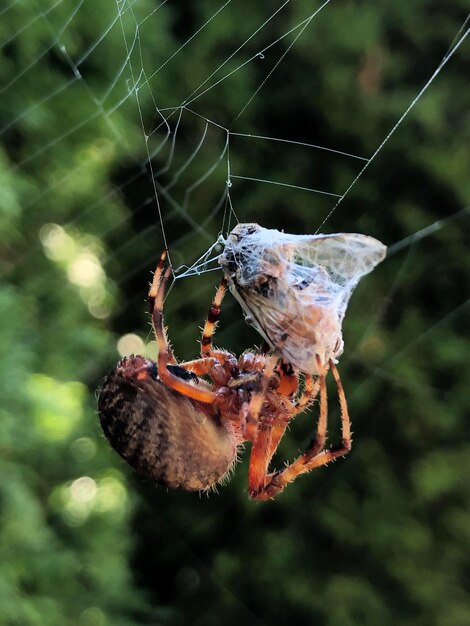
[98,356,238,491]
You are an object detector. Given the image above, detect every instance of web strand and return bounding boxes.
[315,20,470,233]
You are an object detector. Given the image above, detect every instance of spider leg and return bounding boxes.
[261,374,321,467]
[243,331,295,444]
[329,360,352,447]
[243,353,279,441]
[294,373,321,411]
[148,250,176,365]
[247,371,320,494]
[200,278,232,363]
[277,360,299,396]
[177,357,219,376]
[247,359,325,497]
[175,277,240,376]
[148,249,167,301]
[249,358,351,501]
[247,412,287,496]
[149,255,217,404]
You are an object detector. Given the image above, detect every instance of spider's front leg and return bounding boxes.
[166,276,235,384]
[248,359,351,501]
[173,274,237,377]
[199,277,234,366]
[148,250,176,365]
[149,251,216,404]
[201,278,226,355]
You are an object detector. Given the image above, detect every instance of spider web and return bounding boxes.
[1,0,469,622]
[115,1,469,259]
[107,2,469,360]
[113,0,469,390]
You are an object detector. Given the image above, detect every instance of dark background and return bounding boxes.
[0,1,469,625]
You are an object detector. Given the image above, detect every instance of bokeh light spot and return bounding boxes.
[117,333,145,356]
[71,476,97,503]
[68,252,105,287]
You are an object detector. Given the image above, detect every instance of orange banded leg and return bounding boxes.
[249,359,351,500]
[251,373,321,477]
[148,249,170,317]
[149,254,216,405]
[201,279,228,357]
[247,372,320,495]
[248,358,327,498]
[329,360,352,447]
[148,250,176,365]
[248,413,288,496]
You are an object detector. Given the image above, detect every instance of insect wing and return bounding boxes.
[281,232,387,318]
[285,232,387,286]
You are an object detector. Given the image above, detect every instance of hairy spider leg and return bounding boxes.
[247,370,319,495]
[266,373,321,466]
[259,373,321,482]
[150,254,234,379]
[248,416,285,496]
[148,249,168,313]
[173,273,254,382]
[247,361,325,497]
[148,248,167,300]
[172,277,235,374]
[329,360,352,446]
[181,276,262,380]
[249,359,351,500]
[201,278,228,357]
[149,258,217,404]
[148,249,176,365]
[295,373,321,411]
[244,336,310,492]
[243,352,279,440]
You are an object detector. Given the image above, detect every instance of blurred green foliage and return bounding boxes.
[0,1,469,625]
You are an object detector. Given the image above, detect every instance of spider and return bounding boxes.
[98,250,351,501]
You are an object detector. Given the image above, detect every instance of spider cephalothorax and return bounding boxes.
[98,250,352,500]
